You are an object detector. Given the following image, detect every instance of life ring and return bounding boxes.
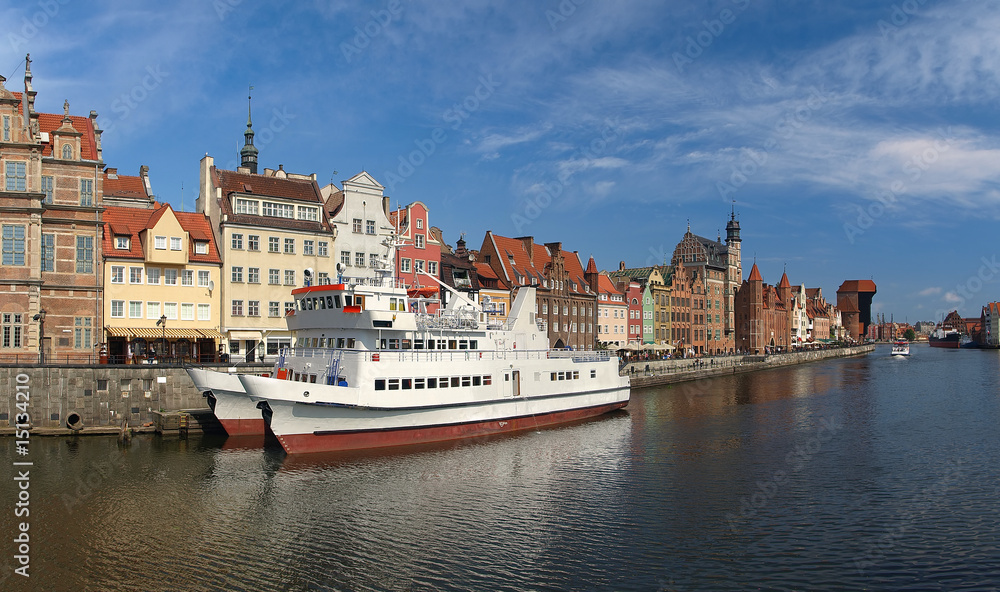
[66,412,84,431]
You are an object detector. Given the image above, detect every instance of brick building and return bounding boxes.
[734,263,792,354]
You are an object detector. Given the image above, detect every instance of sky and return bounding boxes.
[3,0,999,323]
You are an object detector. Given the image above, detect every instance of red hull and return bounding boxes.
[928,340,960,349]
[274,401,629,454]
[219,417,267,437]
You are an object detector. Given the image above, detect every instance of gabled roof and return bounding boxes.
[596,273,623,297]
[485,232,590,292]
[103,172,147,199]
[13,92,99,160]
[102,204,221,264]
[214,166,330,232]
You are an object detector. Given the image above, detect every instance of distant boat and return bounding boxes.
[959,334,978,349]
[890,340,910,356]
[929,328,961,348]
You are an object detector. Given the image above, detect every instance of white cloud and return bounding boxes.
[918,287,942,297]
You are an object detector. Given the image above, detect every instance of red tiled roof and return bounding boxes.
[214,167,330,233]
[838,280,877,293]
[748,263,762,282]
[175,211,222,264]
[779,272,791,288]
[102,204,221,264]
[14,93,98,160]
[474,262,498,280]
[597,273,623,296]
[103,173,147,199]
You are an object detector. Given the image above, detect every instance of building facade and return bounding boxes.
[0,58,107,363]
[734,263,791,354]
[322,171,395,285]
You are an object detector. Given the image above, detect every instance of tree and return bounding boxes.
[904,328,916,341]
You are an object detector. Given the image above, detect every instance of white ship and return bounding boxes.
[890,339,910,357]
[186,367,265,436]
[231,236,630,454]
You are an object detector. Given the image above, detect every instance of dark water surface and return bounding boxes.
[4,345,1000,591]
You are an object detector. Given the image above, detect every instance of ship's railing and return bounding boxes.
[278,347,617,368]
[414,307,481,331]
[335,275,408,289]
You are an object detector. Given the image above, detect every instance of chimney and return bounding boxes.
[516,236,534,264]
[140,165,152,197]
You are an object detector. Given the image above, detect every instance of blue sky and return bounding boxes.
[4,0,999,323]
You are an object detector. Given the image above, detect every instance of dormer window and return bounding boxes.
[195,241,208,255]
[115,236,130,250]
[62,144,73,159]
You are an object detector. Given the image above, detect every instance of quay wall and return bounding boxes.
[625,345,875,389]
[0,363,270,431]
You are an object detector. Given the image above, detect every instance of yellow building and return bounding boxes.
[102,203,223,363]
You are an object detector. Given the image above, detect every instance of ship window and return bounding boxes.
[379,339,386,349]
[337,338,346,348]
[483,375,492,386]
[388,379,399,390]
[327,296,334,309]
[402,379,412,389]
[573,371,580,379]
[344,296,352,307]
[355,296,364,309]
[437,339,447,350]
[346,338,355,349]
[427,378,437,388]
[402,339,411,349]
[426,339,435,350]
[591,369,596,378]
[448,340,457,350]
[462,376,471,387]
[311,338,318,348]
[469,340,478,350]
[375,379,386,391]
[388,339,400,350]
[414,378,425,389]
[458,340,468,350]
[309,375,317,383]
[551,372,557,381]
[334,295,342,308]
[439,377,449,388]
[472,376,481,387]
[451,377,460,388]
[413,339,425,350]
[504,373,510,382]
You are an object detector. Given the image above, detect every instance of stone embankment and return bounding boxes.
[622,345,875,389]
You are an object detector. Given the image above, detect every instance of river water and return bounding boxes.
[4,344,1000,591]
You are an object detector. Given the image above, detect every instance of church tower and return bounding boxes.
[724,204,742,341]
[240,90,258,174]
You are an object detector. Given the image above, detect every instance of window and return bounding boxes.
[181,270,193,286]
[303,240,314,256]
[170,237,182,251]
[5,162,26,191]
[352,218,363,233]
[231,233,244,250]
[74,317,92,349]
[111,266,125,283]
[285,301,295,315]
[76,236,93,273]
[41,176,53,203]
[318,241,329,257]
[164,269,177,285]
[197,304,210,321]
[114,236,129,250]
[231,300,244,316]
[248,267,260,284]
[400,258,411,273]
[235,198,258,215]
[355,252,365,267]
[284,238,295,254]
[231,267,243,282]
[369,253,379,268]
[155,236,166,250]
[111,300,125,318]
[1,225,25,266]
[248,235,260,251]
[415,234,425,248]
[268,301,280,317]
[195,241,208,255]
[268,236,279,252]
[297,206,319,221]
[147,268,160,285]
[269,269,279,284]
[164,302,177,320]
[366,220,375,235]
[129,301,142,318]
[263,202,294,218]
[414,260,425,273]
[197,270,210,287]
[341,251,351,266]
[318,272,330,285]
[284,270,295,285]
[1,313,23,348]
[1,116,8,141]
[416,218,423,229]
[79,179,93,206]
[62,144,73,159]
[248,300,260,317]
[428,261,438,275]
[41,234,55,272]
[146,301,160,319]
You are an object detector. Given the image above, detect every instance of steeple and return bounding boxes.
[726,201,741,244]
[240,86,258,174]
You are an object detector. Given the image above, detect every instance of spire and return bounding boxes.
[585,255,598,274]
[726,202,741,244]
[748,262,762,282]
[779,270,790,288]
[240,85,258,174]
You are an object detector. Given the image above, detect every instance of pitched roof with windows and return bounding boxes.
[102,203,221,264]
[214,166,331,232]
[14,92,99,160]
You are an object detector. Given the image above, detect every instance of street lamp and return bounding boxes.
[156,315,167,361]
[32,309,46,364]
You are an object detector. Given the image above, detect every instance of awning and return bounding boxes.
[228,331,262,340]
[197,329,224,339]
[163,328,203,339]
[106,327,132,337]
[131,327,163,338]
